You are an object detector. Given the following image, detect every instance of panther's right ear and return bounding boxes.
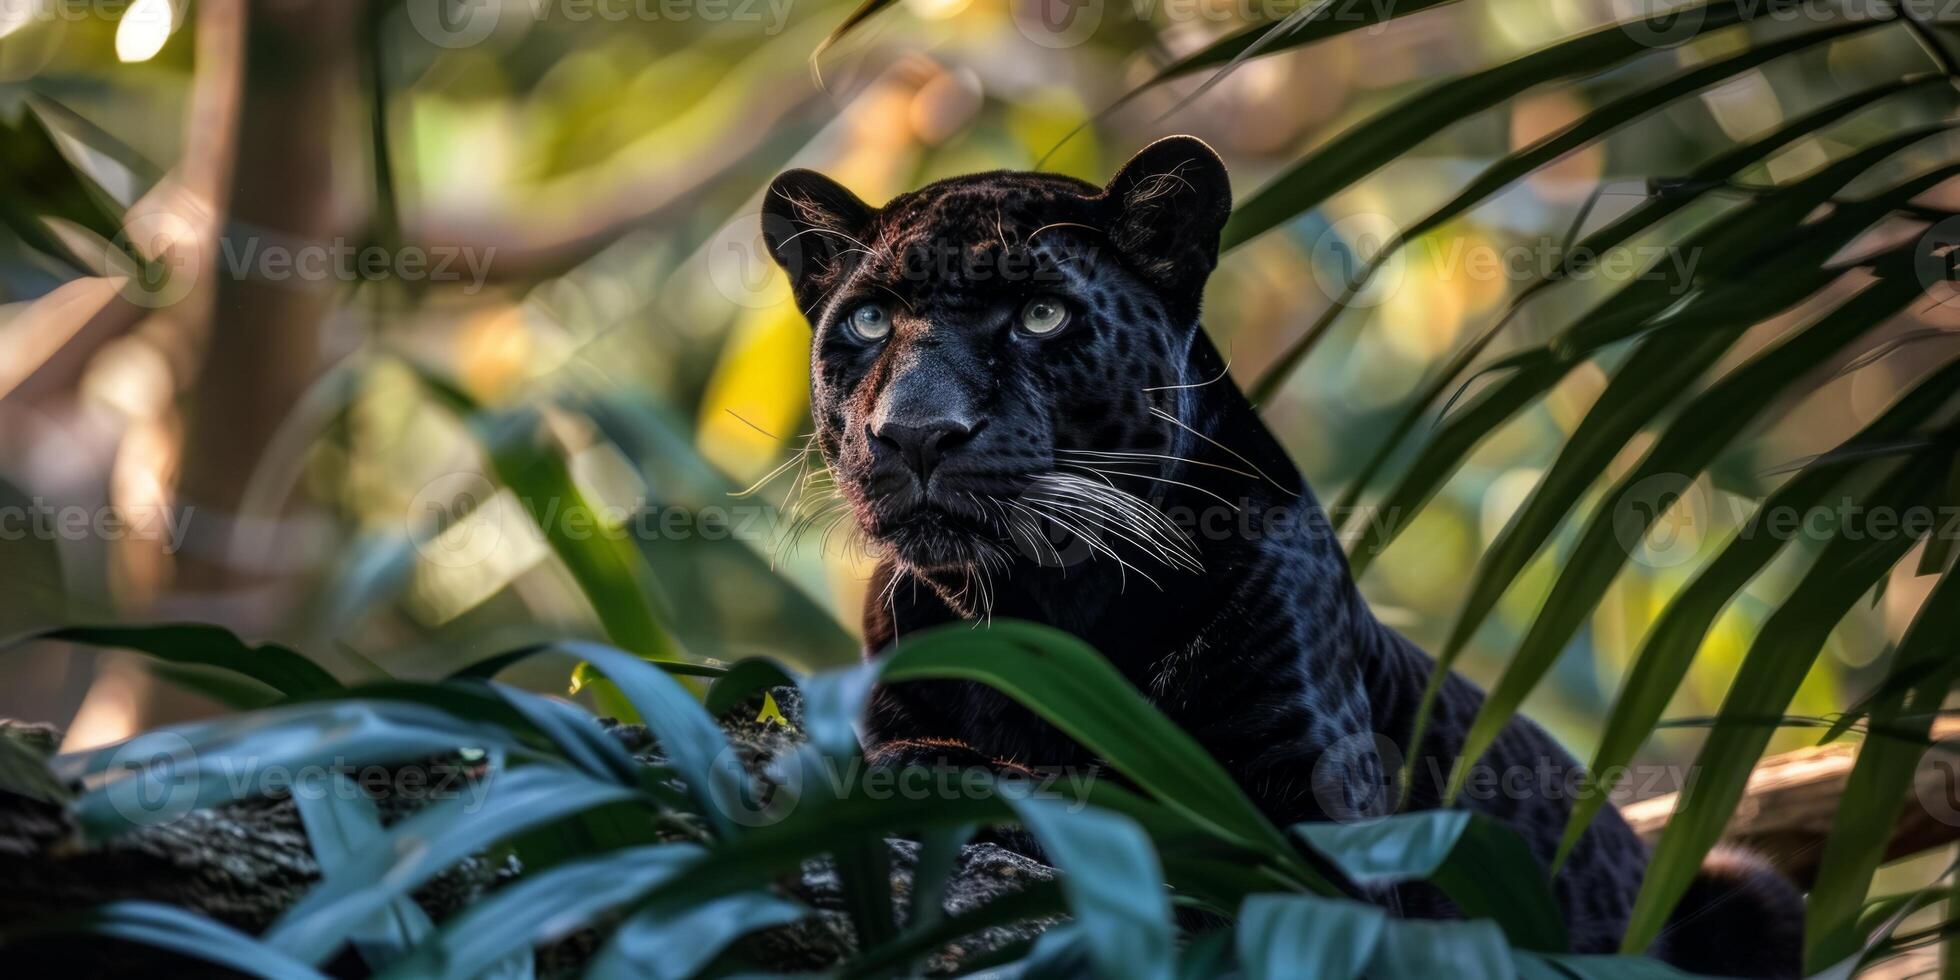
[762,169,874,314]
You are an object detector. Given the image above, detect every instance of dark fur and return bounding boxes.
[762,137,1801,973]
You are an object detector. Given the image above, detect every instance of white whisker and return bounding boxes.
[1148,407,1298,498]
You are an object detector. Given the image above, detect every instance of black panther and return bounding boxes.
[759,136,1801,975]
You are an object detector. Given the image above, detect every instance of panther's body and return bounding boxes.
[761,137,1800,975]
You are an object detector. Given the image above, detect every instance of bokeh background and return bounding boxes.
[0,0,1951,795]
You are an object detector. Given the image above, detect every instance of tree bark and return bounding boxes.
[0,693,1055,977]
[169,0,359,610]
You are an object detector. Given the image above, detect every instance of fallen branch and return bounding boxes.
[0,694,1052,977]
[1621,718,1960,890]
[2,709,1955,974]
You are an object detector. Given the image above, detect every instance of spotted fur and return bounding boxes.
[762,137,1799,974]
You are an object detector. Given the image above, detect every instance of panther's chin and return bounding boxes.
[875,506,1006,573]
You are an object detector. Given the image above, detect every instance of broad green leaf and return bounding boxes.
[877,620,1324,886]
[800,660,879,759]
[704,656,802,717]
[608,765,1020,942]
[267,765,641,964]
[908,822,975,933]
[1176,928,1237,980]
[1009,796,1174,980]
[376,844,702,980]
[1292,810,1566,952]
[1368,917,1513,980]
[1805,563,1960,970]
[411,372,681,678]
[579,394,858,667]
[20,623,341,699]
[589,889,806,980]
[18,901,330,980]
[1559,357,1960,866]
[1221,2,1791,250]
[1518,952,1698,979]
[291,773,434,972]
[614,760,1224,970]
[59,699,536,839]
[1324,74,1947,516]
[838,837,900,949]
[1066,776,1312,912]
[1623,458,1949,953]
[1236,893,1386,980]
[1446,268,1932,805]
[1246,20,1878,402]
[482,682,644,787]
[481,408,680,660]
[1010,924,1096,978]
[452,648,721,683]
[144,662,285,709]
[475,641,745,836]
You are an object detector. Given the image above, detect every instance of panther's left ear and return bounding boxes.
[1103,136,1232,297]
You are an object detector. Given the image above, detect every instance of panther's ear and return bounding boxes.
[762,168,875,314]
[1103,136,1232,300]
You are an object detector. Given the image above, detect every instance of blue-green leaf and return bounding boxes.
[1291,811,1566,952]
[1237,893,1386,980]
[1009,796,1174,980]
[377,844,704,980]
[267,765,640,964]
[588,889,805,980]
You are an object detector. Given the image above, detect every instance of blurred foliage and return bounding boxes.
[2,0,1960,974]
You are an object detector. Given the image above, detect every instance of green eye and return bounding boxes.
[1019,297,1070,336]
[847,302,890,341]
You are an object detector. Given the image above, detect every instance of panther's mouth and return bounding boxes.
[854,471,1203,580]
[872,499,1006,571]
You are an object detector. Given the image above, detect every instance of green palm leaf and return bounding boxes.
[1558,358,1960,867]
[1623,456,1951,952]
[1805,563,1960,969]
[1446,267,1934,804]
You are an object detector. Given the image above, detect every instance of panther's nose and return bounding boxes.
[870,417,984,485]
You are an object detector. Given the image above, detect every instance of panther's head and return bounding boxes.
[761,137,1232,581]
